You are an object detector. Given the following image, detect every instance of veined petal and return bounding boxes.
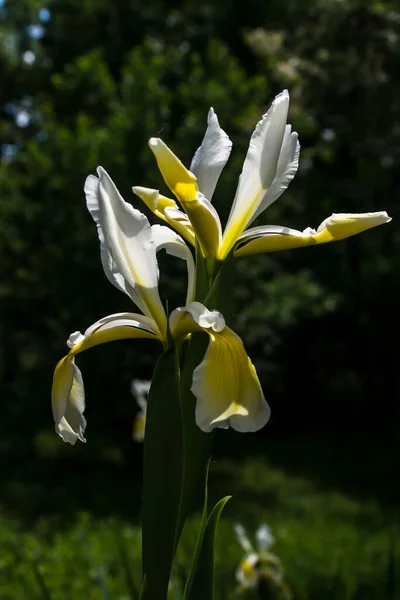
[249,125,300,224]
[170,302,270,433]
[235,212,391,256]
[220,91,290,259]
[132,186,195,245]
[84,168,167,335]
[149,138,222,257]
[190,107,232,201]
[151,224,196,304]
[52,356,86,445]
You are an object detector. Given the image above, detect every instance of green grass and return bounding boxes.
[1,456,398,599]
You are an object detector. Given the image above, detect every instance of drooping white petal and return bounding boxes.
[68,312,160,356]
[170,302,270,433]
[219,91,290,259]
[52,314,160,445]
[151,224,196,304]
[249,124,300,224]
[52,356,86,445]
[190,107,232,201]
[84,167,167,334]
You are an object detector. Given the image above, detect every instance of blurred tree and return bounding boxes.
[0,0,398,516]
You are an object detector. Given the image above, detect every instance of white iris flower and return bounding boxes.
[51,168,270,444]
[133,90,390,261]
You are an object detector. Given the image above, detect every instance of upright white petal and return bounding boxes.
[219,91,290,259]
[85,174,131,297]
[256,524,275,552]
[249,124,300,224]
[190,107,232,201]
[234,523,254,554]
[151,224,196,304]
[84,167,167,334]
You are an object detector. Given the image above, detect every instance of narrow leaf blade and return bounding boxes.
[140,347,184,600]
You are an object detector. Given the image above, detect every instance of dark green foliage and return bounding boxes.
[0,0,399,596]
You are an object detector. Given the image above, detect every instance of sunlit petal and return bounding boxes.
[190,107,232,201]
[249,124,300,224]
[52,315,159,444]
[149,138,222,257]
[220,90,290,259]
[163,207,196,246]
[170,302,270,433]
[68,312,160,356]
[85,167,167,334]
[132,186,196,245]
[236,212,391,256]
[151,224,196,304]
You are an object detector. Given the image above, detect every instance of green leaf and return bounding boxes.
[183,462,210,599]
[175,251,236,542]
[140,347,184,600]
[184,495,231,600]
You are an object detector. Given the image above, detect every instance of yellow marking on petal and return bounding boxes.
[132,186,178,219]
[218,189,264,260]
[235,212,391,257]
[133,187,196,245]
[313,212,391,243]
[240,557,258,581]
[132,413,146,442]
[149,138,221,257]
[149,138,198,203]
[51,355,73,421]
[70,325,158,356]
[195,328,260,427]
[163,211,196,246]
[235,232,315,256]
